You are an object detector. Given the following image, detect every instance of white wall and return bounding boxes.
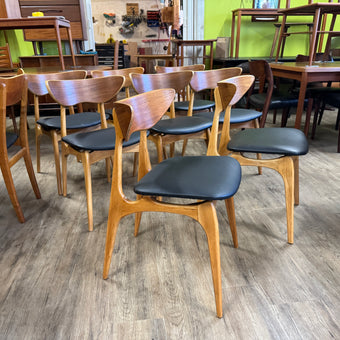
[91,0,170,53]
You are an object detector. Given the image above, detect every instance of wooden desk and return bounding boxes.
[0,17,76,70]
[270,61,340,133]
[173,39,216,70]
[136,54,176,74]
[276,3,340,65]
[230,8,280,58]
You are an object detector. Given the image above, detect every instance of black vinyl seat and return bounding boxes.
[150,115,213,135]
[37,112,108,131]
[62,127,142,152]
[6,132,18,148]
[174,98,215,112]
[228,127,309,155]
[197,108,262,124]
[135,155,241,200]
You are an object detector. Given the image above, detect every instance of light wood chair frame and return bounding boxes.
[0,74,41,222]
[103,88,240,318]
[130,70,212,162]
[46,75,126,231]
[215,75,300,244]
[27,70,88,195]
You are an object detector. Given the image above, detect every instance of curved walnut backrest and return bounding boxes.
[91,67,144,89]
[46,75,125,107]
[130,71,193,94]
[27,70,87,97]
[113,89,175,141]
[155,64,205,73]
[190,67,242,93]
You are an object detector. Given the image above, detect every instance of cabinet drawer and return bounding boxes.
[19,0,79,5]
[20,5,81,22]
[23,22,84,41]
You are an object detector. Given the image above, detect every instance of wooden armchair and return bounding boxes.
[0,74,41,222]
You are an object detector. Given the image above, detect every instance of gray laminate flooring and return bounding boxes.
[0,111,339,340]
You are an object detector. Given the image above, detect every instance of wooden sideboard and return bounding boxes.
[18,0,87,42]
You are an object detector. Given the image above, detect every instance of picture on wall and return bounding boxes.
[253,0,280,9]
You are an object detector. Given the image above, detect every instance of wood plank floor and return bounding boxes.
[0,112,339,339]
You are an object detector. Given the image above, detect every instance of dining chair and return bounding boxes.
[247,60,305,128]
[0,44,13,69]
[91,67,145,176]
[130,70,213,162]
[0,74,41,222]
[103,88,242,318]
[91,66,144,98]
[155,64,205,102]
[311,90,340,152]
[215,75,309,244]
[27,70,93,195]
[46,75,125,231]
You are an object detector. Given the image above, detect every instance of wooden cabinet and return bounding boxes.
[0,0,21,18]
[18,0,87,41]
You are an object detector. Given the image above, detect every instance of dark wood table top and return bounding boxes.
[0,17,71,29]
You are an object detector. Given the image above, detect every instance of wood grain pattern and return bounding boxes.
[0,106,340,338]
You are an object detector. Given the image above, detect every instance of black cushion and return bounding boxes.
[37,112,107,131]
[175,99,215,112]
[196,108,262,124]
[324,92,340,107]
[134,156,242,200]
[6,132,18,149]
[62,127,142,152]
[151,116,212,135]
[249,93,299,110]
[228,128,309,156]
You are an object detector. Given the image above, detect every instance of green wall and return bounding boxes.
[204,0,340,58]
[0,32,65,65]
[2,1,340,63]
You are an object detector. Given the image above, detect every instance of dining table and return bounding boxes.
[0,17,76,71]
[269,61,340,134]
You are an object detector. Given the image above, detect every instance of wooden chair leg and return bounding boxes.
[103,208,123,279]
[225,197,238,248]
[182,139,188,156]
[134,211,142,236]
[35,128,41,173]
[62,143,69,197]
[82,152,94,232]
[153,136,163,163]
[304,98,314,136]
[292,156,299,206]
[198,201,222,318]
[51,131,62,195]
[273,109,277,124]
[8,107,18,134]
[105,158,111,182]
[254,120,262,175]
[22,148,41,199]
[169,142,175,158]
[0,162,25,223]
[335,107,340,130]
[132,152,138,177]
[275,156,295,244]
